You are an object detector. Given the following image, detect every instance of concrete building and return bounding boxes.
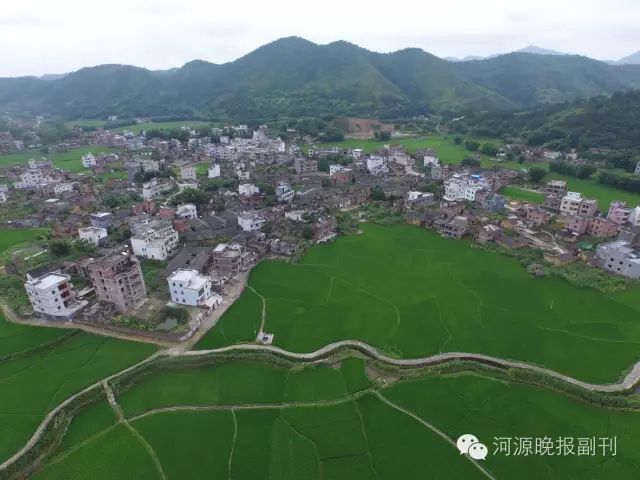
[25,272,87,320]
[564,215,590,235]
[81,153,96,168]
[607,201,633,225]
[596,240,640,278]
[78,226,108,246]
[422,149,439,167]
[90,212,114,229]
[208,164,221,179]
[130,219,179,260]
[142,178,173,200]
[212,243,251,278]
[14,168,45,189]
[275,182,295,202]
[238,211,265,232]
[87,253,147,312]
[442,216,469,239]
[366,155,389,176]
[405,191,435,209]
[587,217,619,238]
[180,164,197,180]
[167,269,220,307]
[559,192,584,216]
[294,157,318,175]
[176,203,197,220]
[444,174,489,202]
[545,180,568,197]
[635,161,640,175]
[238,183,259,197]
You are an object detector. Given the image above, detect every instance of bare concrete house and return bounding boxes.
[87,252,147,313]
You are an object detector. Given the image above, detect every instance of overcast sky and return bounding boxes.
[1,0,639,76]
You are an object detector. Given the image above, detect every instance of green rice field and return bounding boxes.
[30,358,640,480]
[500,186,545,204]
[0,146,120,172]
[197,224,640,384]
[114,121,212,134]
[0,313,156,463]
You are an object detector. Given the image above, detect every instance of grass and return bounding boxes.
[198,224,640,383]
[500,186,545,204]
[0,146,120,172]
[304,134,502,165]
[65,119,108,129]
[545,173,640,208]
[0,227,48,259]
[113,121,211,134]
[34,353,640,479]
[0,321,156,463]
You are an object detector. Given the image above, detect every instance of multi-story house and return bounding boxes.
[176,203,197,220]
[78,226,108,245]
[607,201,633,225]
[212,243,252,278]
[87,253,147,312]
[238,183,260,196]
[587,217,619,238]
[180,164,197,181]
[238,211,265,232]
[167,269,220,307]
[366,155,389,175]
[596,240,640,278]
[24,272,87,320]
[545,180,568,197]
[130,219,179,260]
[444,174,489,202]
[275,182,295,202]
[142,178,173,200]
[81,153,96,168]
[294,157,318,175]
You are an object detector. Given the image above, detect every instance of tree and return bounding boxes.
[317,158,330,172]
[480,142,499,157]
[302,225,314,240]
[528,166,547,184]
[170,188,208,206]
[374,131,391,141]
[370,186,386,201]
[49,240,71,258]
[454,136,463,145]
[464,140,480,152]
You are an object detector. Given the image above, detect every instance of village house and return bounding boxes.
[441,216,469,239]
[142,177,173,200]
[596,240,640,278]
[270,239,298,256]
[607,201,633,225]
[208,164,221,178]
[176,203,197,220]
[366,155,389,176]
[525,205,554,226]
[130,218,179,261]
[587,217,619,238]
[275,182,295,202]
[545,180,568,197]
[24,271,87,320]
[90,212,114,229]
[313,216,337,241]
[237,211,265,232]
[238,183,260,197]
[167,269,221,308]
[444,174,489,202]
[180,164,197,181]
[78,226,108,246]
[212,243,252,279]
[294,157,318,175]
[87,252,147,313]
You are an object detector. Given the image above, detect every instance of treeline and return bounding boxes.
[452,89,640,153]
[598,171,640,194]
[549,160,597,179]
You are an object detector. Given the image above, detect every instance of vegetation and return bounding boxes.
[197,224,640,383]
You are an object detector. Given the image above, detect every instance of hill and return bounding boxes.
[2,37,640,119]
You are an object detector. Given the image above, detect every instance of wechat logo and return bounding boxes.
[457,434,488,460]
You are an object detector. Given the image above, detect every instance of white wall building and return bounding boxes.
[176,203,198,220]
[329,164,344,175]
[142,178,173,200]
[634,161,640,175]
[52,182,74,196]
[81,153,96,168]
[24,272,87,319]
[275,182,294,202]
[208,164,221,178]
[238,183,259,196]
[559,192,584,215]
[180,165,197,180]
[238,211,265,232]
[0,191,6,204]
[423,152,440,167]
[14,169,45,189]
[78,226,108,246]
[130,220,179,260]
[167,269,220,307]
[444,174,488,202]
[596,240,640,279]
[366,155,389,176]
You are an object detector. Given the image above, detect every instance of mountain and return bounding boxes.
[514,45,568,56]
[617,51,640,65]
[1,37,640,119]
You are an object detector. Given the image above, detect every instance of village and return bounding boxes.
[1,122,640,344]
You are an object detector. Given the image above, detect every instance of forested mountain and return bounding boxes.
[2,37,640,120]
[453,89,640,152]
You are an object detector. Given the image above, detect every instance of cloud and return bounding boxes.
[0,0,638,76]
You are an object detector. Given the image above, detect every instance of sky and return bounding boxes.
[1,0,640,76]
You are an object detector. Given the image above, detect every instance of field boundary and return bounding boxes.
[3,340,640,479]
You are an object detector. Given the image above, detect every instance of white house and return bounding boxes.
[176,203,197,220]
[52,182,74,196]
[329,164,344,176]
[81,153,97,168]
[635,161,640,175]
[24,272,87,320]
[208,164,221,179]
[238,183,259,196]
[366,155,389,176]
[444,174,489,202]
[596,240,640,279]
[559,192,584,216]
[167,269,220,307]
[275,182,295,202]
[352,148,363,160]
[238,211,265,232]
[0,191,6,204]
[78,226,108,246]
[130,220,179,260]
[142,178,173,200]
[423,150,440,167]
[14,168,45,189]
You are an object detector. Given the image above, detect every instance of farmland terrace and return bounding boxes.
[3,223,640,479]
